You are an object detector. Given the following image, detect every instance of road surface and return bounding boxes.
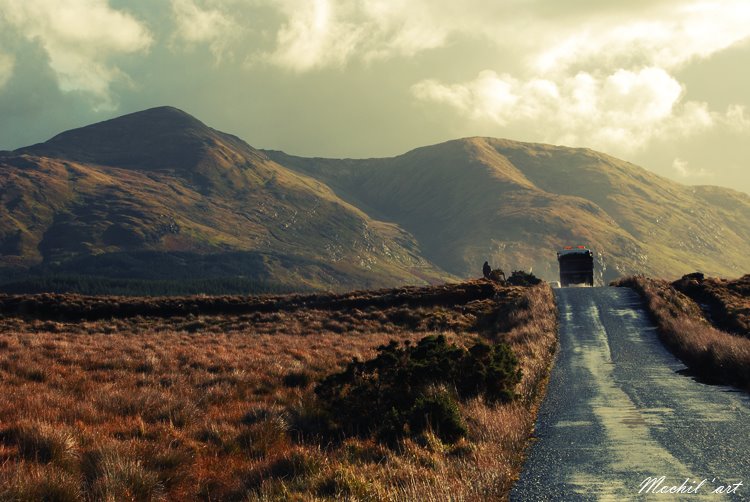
[511,287,750,501]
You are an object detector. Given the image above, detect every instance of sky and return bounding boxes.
[0,0,749,194]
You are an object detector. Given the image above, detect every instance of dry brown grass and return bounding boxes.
[612,275,750,391]
[0,280,557,501]
[672,274,750,337]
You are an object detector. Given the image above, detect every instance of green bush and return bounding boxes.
[409,392,467,443]
[315,334,521,445]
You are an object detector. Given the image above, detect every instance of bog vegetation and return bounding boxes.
[0,279,557,500]
[316,334,521,445]
[671,273,750,337]
[0,274,298,296]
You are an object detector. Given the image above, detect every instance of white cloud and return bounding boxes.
[0,51,14,89]
[358,0,458,57]
[262,0,492,71]
[411,1,750,155]
[253,0,750,73]
[532,1,750,74]
[0,0,152,107]
[159,0,750,75]
[170,0,239,60]
[672,157,710,178]
[413,67,717,154]
[724,104,750,133]
[672,158,689,176]
[268,0,364,71]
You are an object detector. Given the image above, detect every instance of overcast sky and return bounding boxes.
[1,0,749,193]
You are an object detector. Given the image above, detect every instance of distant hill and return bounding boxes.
[0,107,449,292]
[266,137,750,283]
[1,107,748,293]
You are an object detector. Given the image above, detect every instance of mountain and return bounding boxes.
[266,137,750,283]
[2,107,748,292]
[0,107,449,291]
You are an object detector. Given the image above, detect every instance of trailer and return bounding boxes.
[557,246,594,287]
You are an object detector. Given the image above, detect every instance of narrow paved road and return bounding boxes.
[511,287,750,501]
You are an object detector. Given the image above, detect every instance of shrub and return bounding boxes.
[315,334,521,445]
[409,392,466,443]
[506,271,542,286]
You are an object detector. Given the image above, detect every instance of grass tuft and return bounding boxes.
[4,421,79,466]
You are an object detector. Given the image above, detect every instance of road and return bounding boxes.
[510,287,750,501]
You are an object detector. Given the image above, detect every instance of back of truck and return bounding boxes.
[557,247,594,286]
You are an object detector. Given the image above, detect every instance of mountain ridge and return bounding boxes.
[266,136,750,282]
[14,106,265,171]
[0,107,450,291]
[1,106,748,292]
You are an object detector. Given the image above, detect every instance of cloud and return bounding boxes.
[267,0,364,71]
[413,67,716,153]
[412,1,750,155]
[0,0,153,107]
[262,0,486,71]
[170,0,239,60]
[157,0,750,75]
[0,0,747,195]
[255,0,750,73]
[531,1,750,74]
[672,157,710,178]
[0,51,14,89]
[724,104,750,133]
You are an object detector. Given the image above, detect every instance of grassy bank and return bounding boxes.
[0,280,557,501]
[671,274,750,337]
[612,275,750,391]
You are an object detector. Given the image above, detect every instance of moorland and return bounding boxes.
[0,280,556,501]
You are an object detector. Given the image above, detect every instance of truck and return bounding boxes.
[557,246,594,287]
